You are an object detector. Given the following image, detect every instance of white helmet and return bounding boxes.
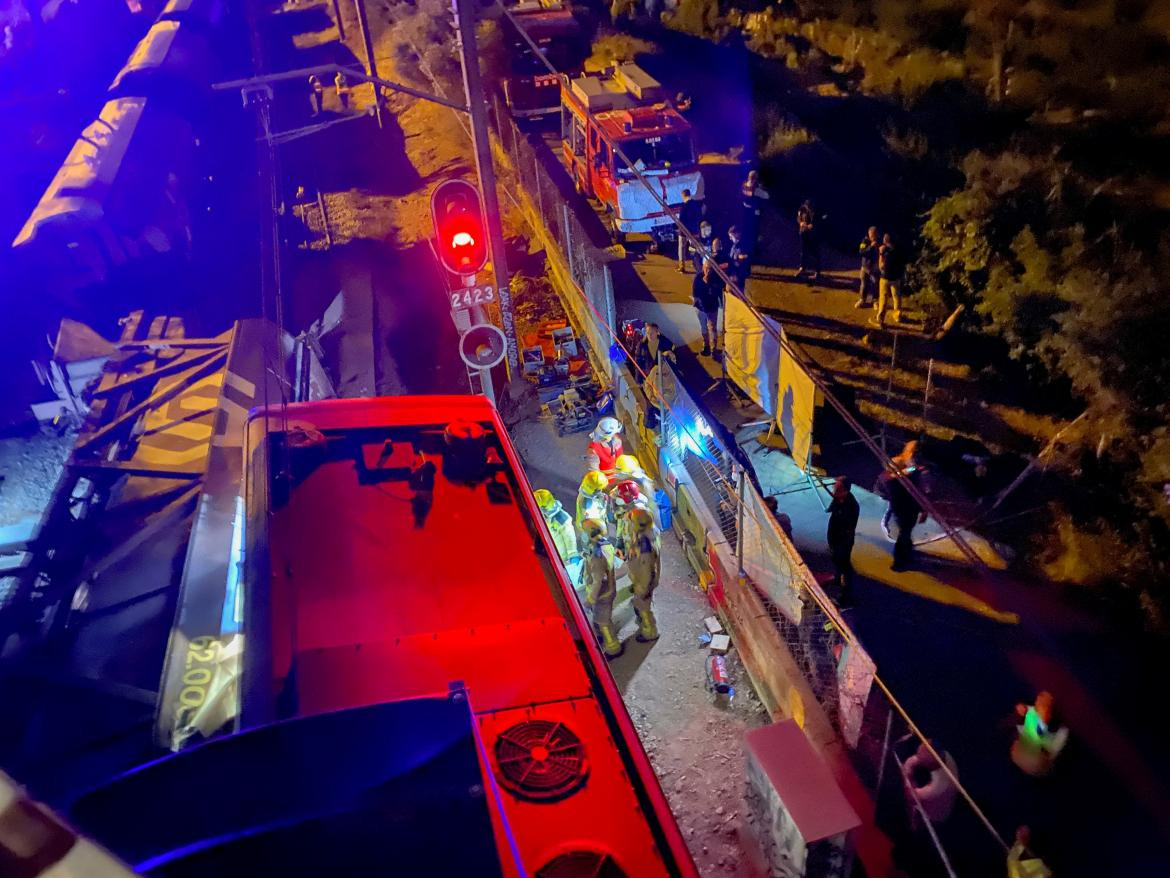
[594,417,622,441]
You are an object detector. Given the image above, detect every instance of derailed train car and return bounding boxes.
[11,97,198,299]
[10,0,227,308]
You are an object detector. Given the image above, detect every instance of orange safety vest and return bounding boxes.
[588,437,623,478]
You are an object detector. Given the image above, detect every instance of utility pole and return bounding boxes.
[353,0,385,127]
[452,0,517,375]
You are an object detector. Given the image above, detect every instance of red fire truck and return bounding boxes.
[561,63,702,245]
[500,0,585,118]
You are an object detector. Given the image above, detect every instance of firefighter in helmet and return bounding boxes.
[576,469,611,532]
[625,507,661,642]
[581,518,622,658]
[615,454,659,527]
[585,417,624,481]
[610,478,646,553]
[534,489,579,568]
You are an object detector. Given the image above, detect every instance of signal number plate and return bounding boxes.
[451,286,496,311]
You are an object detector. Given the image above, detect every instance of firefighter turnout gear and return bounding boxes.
[614,454,660,527]
[611,478,651,552]
[581,519,622,658]
[576,470,611,536]
[586,418,624,479]
[534,489,579,566]
[625,508,661,642]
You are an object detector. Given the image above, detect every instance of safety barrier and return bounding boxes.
[489,96,1008,875]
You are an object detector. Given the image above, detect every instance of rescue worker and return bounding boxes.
[581,518,622,658]
[610,479,647,552]
[576,470,611,540]
[534,489,579,567]
[334,71,350,110]
[625,507,661,642]
[308,74,324,115]
[585,417,624,481]
[615,454,659,527]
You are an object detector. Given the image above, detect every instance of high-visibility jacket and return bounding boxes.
[576,490,609,529]
[587,437,623,478]
[542,505,578,563]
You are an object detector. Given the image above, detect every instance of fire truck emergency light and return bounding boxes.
[430,179,489,276]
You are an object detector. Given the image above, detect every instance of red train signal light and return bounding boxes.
[430,179,488,276]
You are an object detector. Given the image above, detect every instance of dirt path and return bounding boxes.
[510,414,770,877]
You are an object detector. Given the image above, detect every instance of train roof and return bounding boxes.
[251,399,591,715]
[238,396,691,878]
[11,97,195,284]
[109,20,214,95]
[158,0,226,27]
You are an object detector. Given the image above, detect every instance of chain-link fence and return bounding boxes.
[653,360,1007,874]
[491,95,616,381]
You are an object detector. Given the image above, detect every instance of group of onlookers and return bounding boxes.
[858,224,907,327]
[672,170,913,348]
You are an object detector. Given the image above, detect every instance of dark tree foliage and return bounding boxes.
[915,147,1170,607]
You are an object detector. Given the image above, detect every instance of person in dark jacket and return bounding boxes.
[677,189,704,272]
[633,322,676,375]
[795,200,820,280]
[857,226,879,308]
[740,170,769,248]
[692,261,723,357]
[877,460,927,571]
[691,219,714,274]
[727,225,752,290]
[826,476,860,606]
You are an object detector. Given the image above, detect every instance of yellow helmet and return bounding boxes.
[533,489,556,511]
[615,454,642,475]
[580,470,608,495]
[580,518,607,540]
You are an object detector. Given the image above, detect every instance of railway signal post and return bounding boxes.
[453,0,518,375]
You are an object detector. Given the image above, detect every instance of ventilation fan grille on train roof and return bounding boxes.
[536,851,627,878]
[493,719,588,801]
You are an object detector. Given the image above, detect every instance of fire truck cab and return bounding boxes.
[561,63,702,245]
